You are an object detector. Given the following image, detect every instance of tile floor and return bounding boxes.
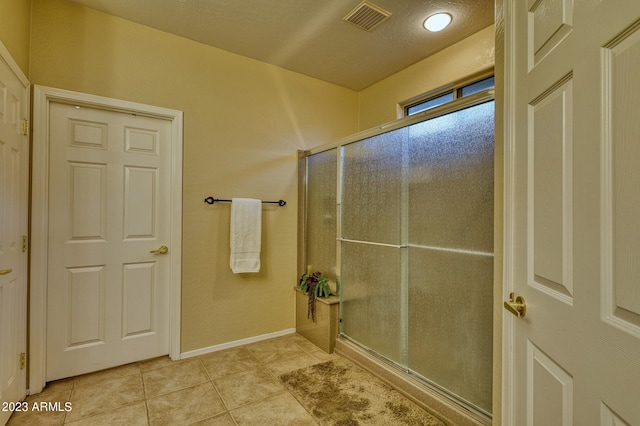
[6,333,400,426]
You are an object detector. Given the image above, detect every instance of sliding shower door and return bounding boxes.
[406,101,494,413]
[340,100,494,415]
[305,149,338,280]
[340,131,406,362]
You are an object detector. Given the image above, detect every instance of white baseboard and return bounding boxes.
[180,328,297,359]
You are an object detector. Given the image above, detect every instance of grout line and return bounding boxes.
[144,400,150,426]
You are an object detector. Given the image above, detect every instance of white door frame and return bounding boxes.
[501,0,516,422]
[30,86,183,394]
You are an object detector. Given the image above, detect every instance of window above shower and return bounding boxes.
[403,73,495,117]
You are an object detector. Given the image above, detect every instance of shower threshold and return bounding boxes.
[335,336,491,426]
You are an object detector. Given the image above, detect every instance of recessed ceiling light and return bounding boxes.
[424,13,452,32]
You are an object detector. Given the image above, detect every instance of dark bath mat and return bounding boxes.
[279,358,445,426]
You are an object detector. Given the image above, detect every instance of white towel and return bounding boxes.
[230,198,262,273]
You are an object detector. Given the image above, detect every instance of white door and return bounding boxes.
[505,0,640,424]
[0,49,28,425]
[46,101,173,381]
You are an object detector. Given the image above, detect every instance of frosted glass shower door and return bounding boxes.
[407,101,494,413]
[306,149,338,280]
[340,131,406,362]
[338,100,494,416]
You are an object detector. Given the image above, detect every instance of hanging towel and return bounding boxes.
[230,198,262,273]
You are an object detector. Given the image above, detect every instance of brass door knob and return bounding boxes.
[150,245,168,254]
[0,269,12,275]
[504,293,526,317]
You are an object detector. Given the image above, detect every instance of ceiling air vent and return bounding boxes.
[343,1,391,31]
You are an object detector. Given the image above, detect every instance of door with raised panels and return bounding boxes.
[0,49,28,426]
[46,102,172,381]
[505,0,640,424]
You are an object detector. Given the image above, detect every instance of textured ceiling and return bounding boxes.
[69,0,494,91]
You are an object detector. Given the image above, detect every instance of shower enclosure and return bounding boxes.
[302,94,494,417]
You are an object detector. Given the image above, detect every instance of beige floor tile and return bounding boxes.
[24,388,72,405]
[142,359,209,398]
[5,334,448,426]
[147,382,225,426]
[40,378,75,396]
[137,356,179,372]
[308,350,339,363]
[230,392,317,426]
[6,412,64,426]
[66,374,144,423]
[291,335,323,353]
[6,389,71,426]
[64,401,147,426]
[199,347,262,380]
[74,363,141,388]
[190,413,236,425]
[213,367,284,409]
[265,353,323,376]
[6,411,65,426]
[246,337,306,364]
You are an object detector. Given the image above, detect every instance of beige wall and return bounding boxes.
[357,25,495,130]
[0,0,31,76]
[29,0,359,352]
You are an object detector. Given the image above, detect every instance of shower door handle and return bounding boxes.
[504,293,526,318]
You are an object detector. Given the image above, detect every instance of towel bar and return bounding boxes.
[204,196,286,206]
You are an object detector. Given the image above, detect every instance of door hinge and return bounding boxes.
[20,353,26,370]
[22,235,27,253]
[22,120,29,136]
